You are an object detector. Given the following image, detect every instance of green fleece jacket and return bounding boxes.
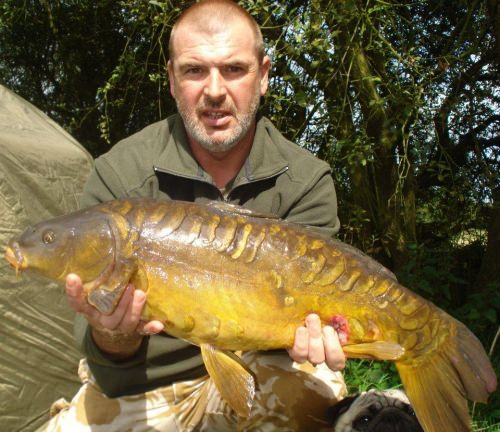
[75,114,340,397]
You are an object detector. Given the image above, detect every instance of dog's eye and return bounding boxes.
[353,413,374,431]
[405,404,416,416]
[356,414,373,430]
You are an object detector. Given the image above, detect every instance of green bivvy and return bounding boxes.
[0,85,93,431]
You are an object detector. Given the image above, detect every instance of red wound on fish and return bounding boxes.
[330,315,349,344]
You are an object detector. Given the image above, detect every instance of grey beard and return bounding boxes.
[176,93,261,153]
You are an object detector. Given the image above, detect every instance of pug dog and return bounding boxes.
[326,389,423,432]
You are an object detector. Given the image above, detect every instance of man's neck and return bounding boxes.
[188,125,256,189]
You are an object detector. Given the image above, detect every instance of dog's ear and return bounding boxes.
[325,395,359,424]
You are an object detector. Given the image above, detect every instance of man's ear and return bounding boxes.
[167,60,175,98]
[259,55,271,96]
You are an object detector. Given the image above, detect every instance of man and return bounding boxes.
[43,1,347,430]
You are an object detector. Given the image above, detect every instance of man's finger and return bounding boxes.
[119,288,147,333]
[99,284,135,330]
[288,326,309,363]
[306,314,326,365]
[323,325,346,371]
[65,273,85,312]
[140,320,165,335]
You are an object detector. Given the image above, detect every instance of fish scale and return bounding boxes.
[4,197,497,431]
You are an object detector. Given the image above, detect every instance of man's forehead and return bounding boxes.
[170,19,258,62]
[175,43,254,65]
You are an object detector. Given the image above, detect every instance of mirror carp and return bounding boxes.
[4,198,497,431]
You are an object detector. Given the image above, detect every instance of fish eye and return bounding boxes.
[42,230,56,244]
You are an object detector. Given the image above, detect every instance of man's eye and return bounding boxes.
[226,65,243,74]
[185,67,202,75]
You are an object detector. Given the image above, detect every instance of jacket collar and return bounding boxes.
[154,114,289,186]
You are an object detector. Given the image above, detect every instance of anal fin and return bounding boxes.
[343,341,405,360]
[200,344,256,418]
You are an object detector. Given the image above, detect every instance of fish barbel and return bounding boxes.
[4,198,497,431]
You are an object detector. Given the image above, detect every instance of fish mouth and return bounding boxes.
[4,243,27,276]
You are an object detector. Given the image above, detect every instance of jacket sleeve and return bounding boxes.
[74,314,205,397]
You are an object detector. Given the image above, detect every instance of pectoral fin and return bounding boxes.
[343,341,405,360]
[200,344,256,418]
[87,285,126,314]
[84,262,137,315]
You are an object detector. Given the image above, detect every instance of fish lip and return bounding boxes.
[4,242,27,274]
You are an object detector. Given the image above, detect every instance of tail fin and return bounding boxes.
[396,318,497,432]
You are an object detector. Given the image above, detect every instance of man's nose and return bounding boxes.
[204,69,227,101]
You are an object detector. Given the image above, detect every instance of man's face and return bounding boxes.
[168,19,270,153]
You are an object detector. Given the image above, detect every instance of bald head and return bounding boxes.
[169,0,265,62]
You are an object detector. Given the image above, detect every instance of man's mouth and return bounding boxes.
[206,112,227,119]
[202,110,232,127]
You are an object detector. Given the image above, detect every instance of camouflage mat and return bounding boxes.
[40,352,346,432]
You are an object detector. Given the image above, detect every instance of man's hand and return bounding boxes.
[65,273,164,358]
[288,313,346,371]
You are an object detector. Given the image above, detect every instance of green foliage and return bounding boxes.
[1,1,497,227]
[343,359,401,394]
[396,242,499,342]
[0,0,180,156]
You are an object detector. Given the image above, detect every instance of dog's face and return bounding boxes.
[327,389,423,432]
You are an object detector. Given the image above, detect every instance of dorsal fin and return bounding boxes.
[207,201,279,220]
